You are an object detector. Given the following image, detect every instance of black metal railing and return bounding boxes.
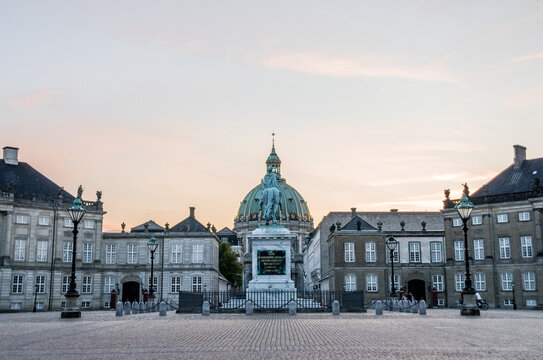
[177,290,365,313]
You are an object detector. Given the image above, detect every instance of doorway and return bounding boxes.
[122,281,140,303]
[407,279,426,301]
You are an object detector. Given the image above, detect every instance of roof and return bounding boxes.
[340,215,378,231]
[0,161,74,200]
[170,216,209,233]
[130,220,164,233]
[471,158,543,197]
[317,211,443,237]
[216,227,237,236]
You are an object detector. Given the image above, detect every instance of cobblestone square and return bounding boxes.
[1,309,542,360]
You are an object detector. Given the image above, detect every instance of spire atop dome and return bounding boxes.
[266,134,281,176]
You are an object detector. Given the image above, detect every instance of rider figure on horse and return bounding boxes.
[261,165,282,225]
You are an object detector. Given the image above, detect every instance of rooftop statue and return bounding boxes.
[261,165,282,225]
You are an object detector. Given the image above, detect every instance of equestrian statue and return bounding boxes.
[261,165,282,225]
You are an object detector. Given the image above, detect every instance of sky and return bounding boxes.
[2,1,543,232]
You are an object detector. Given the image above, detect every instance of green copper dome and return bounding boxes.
[236,146,312,223]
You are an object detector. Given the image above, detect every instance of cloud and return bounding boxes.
[260,51,458,84]
[11,89,61,108]
[509,52,543,63]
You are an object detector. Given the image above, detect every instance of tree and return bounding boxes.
[219,242,242,288]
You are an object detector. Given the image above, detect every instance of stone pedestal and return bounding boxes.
[61,292,81,319]
[247,226,296,291]
[460,290,480,316]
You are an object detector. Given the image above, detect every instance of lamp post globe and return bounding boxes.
[454,195,479,316]
[61,197,87,319]
[147,236,158,301]
[385,236,399,297]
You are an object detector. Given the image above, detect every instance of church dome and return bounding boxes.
[235,145,312,223]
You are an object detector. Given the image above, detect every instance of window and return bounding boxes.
[82,276,92,293]
[105,244,116,264]
[454,241,464,261]
[171,276,182,292]
[501,272,513,291]
[366,274,377,292]
[104,276,115,293]
[432,275,444,292]
[430,242,442,262]
[84,220,94,229]
[192,276,202,292]
[36,275,46,293]
[127,244,138,264]
[454,273,465,292]
[36,302,44,310]
[14,239,25,261]
[63,242,73,262]
[365,242,376,262]
[149,276,158,292]
[62,276,70,293]
[15,215,29,224]
[344,274,356,291]
[390,274,400,292]
[518,211,531,222]
[452,218,462,227]
[192,244,203,263]
[521,236,533,258]
[471,215,482,225]
[475,272,486,291]
[11,302,22,310]
[81,301,91,309]
[61,301,66,309]
[38,216,50,226]
[149,245,159,263]
[171,244,182,263]
[409,242,420,263]
[12,275,23,293]
[499,238,511,259]
[473,239,484,260]
[437,299,445,306]
[523,272,536,291]
[392,246,399,263]
[344,242,355,263]
[83,243,92,263]
[64,218,72,227]
[104,302,110,309]
[526,299,537,307]
[36,240,47,262]
[497,213,508,223]
[504,299,513,306]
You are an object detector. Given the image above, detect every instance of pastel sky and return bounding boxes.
[2,1,543,232]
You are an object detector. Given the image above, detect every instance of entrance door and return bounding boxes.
[407,279,426,301]
[122,281,140,303]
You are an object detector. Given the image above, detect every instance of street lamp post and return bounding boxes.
[61,197,86,319]
[512,281,517,310]
[386,236,399,298]
[33,284,38,313]
[455,195,479,316]
[147,236,158,302]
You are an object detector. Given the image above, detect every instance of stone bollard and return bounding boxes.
[159,301,167,316]
[392,299,399,312]
[419,300,427,315]
[288,300,297,316]
[246,300,254,315]
[402,299,410,312]
[132,301,139,314]
[116,301,123,317]
[375,300,383,316]
[152,300,158,312]
[202,301,210,316]
[124,301,131,315]
[145,302,150,313]
[411,300,419,314]
[139,301,145,313]
[332,300,340,316]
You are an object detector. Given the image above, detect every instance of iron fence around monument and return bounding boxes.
[177,290,365,313]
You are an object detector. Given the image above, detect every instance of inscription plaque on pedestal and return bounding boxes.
[257,250,286,275]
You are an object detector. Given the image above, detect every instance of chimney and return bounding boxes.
[351,207,357,218]
[189,207,195,218]
[3,147,19,165]
[513,145,526,169]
